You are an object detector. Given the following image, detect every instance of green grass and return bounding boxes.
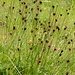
[0,0,75,75]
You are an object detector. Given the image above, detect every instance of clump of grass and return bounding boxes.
[0,0,75,75]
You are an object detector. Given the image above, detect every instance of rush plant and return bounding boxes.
[0,0,75,75]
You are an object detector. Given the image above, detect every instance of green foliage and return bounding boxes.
[0,0,75,75]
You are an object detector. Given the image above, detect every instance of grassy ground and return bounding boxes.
[0,0,75,75]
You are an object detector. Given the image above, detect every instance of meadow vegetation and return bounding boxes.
[0,0,75,75]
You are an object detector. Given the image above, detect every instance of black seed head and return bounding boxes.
[18,38,21,41]
[24,19,27,22]
[59,53,62,56]
[25,5,28,9]
[2,2,5,6]
[31,8,33,11]
[49,25,51,28]
[43,30,46,33]
[58,61,60,63]
[41,41,43,43]
[65,36,67,39]
[68,41,70,44]
[33,1,36,3]
[30,48,32,50]
[38,38,41,41]
[19,9,21,12]
[55,19,58,22]
[70,39,73,42]
[34,34,36,37]
[67,12,69,15]
[60,14,62,16]
[31,30,33,33]
[53,29,55,33]
[13,26,16,30]
[25,12,27,14]
[66,72,69,75]
[64,26,67,30]
[6,16,8,18]
[24,27,26,31]
[74,22,75,25]
[17,47,20,51]
[12,7,14,9]
[10,32,12,35]
[22,17,25,20]
[66,9,68,12]
[3,2,5,4]
[40,9,42,12]
[34,17,38,21]
[53,13,56,16]
[54,48,57,51]
[8,68,10,70]
[37,7,39,10]
[39,1,42,4]
[21,2,23,4]
[48,45,51,49]
[56,26,60,31]
[46,40,49,43]
[19,0,21,1]
[43,27,45,30]
[68,48,71,51]
[23,2,26,5]
[52,5,55,9]
[61,50,63,53]
[66,60,70,63]
[40,23,43,26]
[33,0,37,3]
[36,13,38,16]
[48,21,50,24]
[19,10,22,15]
[28,12,30,14]
[37,58,41,65]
